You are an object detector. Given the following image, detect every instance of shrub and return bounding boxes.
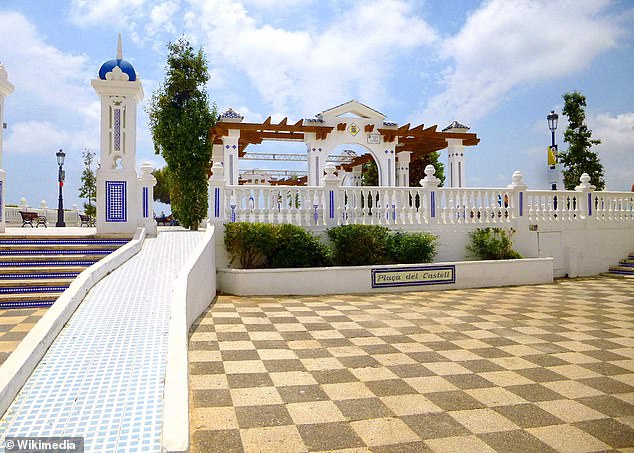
[466,227,522,260]
[224,222,277,268]
[388,231,438,264]
[224,222,332,269]
[269,224,333,268]
[327,225,391,266]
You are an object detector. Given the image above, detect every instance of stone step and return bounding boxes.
[618,259,634,267]
[0,266,88,275]
[0,237,129,245]
[0,278,73,288]
[608,266,634,275]
[0,248,116,256]
[604,271,634,279]
[0,255,101,265]
[0,285,69,295]
[0,292,63,309]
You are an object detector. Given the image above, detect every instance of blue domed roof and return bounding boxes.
[98,58,136,81]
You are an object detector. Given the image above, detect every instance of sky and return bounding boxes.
[0,0,633,213]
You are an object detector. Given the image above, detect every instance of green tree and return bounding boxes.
[559,92,605,190]
[147,37,216,230]
[361,151,445,187]
[152,166,171,205]
[78,148,96,217]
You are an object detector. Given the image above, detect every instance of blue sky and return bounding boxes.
[0,0,633,212]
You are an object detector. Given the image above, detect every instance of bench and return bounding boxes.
[155,215,171,226]
[20,211,47,228]
[79,214,94,227]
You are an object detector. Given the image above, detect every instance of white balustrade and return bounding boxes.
[5,200,84,226]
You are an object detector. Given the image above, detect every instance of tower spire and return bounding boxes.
[117,33,123,60]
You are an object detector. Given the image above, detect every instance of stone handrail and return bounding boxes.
[5,203,83,226]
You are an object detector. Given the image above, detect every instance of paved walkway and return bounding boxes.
[0,231,204,452]
[0,307,47,366]
[190,277,634,452]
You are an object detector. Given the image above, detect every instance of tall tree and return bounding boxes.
[361,152,445,187]
[152,166,171,205]
[78,148,96,217]
[559,92,605,190]
[147,37,216,230]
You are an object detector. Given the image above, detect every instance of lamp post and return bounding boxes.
[56,149,66,227]
[547,110,559,190]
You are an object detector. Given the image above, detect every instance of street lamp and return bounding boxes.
[547,110,559,190]
[56,149,66,227]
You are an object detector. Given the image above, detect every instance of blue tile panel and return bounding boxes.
[105,181,127,223]
[0,231,204,452]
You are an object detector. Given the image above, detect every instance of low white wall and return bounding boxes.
[0,228,146,418]
[162,226,217,453]
[218,258,553,296]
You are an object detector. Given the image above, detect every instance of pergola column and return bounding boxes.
[222,135,239,185]
[352,165,363,186]
[307,141,327,186]
[378,146,397,187]
[397,151,412,187]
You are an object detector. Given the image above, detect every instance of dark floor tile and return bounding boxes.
[244,323,277,332]
[251,340,288,349]
[577,395,634,417]
[281,331,312,341]
[339,355,381,369]
[423,341,462,351]
[312,369,359,384]
[190,323,215,332]
[445,373,496,390]
[406,351,449,363]
[578,376,634,394]
[262,359,306,372]
[226,372,274,388]
[365,379,418,397]
[212,317,244,325]
[235,404,293,429]
[340,329,373,338]
[371,441,432,453]
[387,364,435,378]
[461,359,506,373]
[402,413,471,439]
[581,362,632,377]
[424,390,486,411]
[0,351,8,365]
[216,332,250,341]
[317,338,354,348]
[0,331,27,341]
[495,403,565,428]
[220,350,260,361]
[360,344,399,355]
[190,361,225,375]
[335,397,395,421]
[515,367,567,383]
[575,418,634,448]
[0,324,15,332]
[506,384,563,402]
[191,429,244,453]
[479,429,559,453]
[192,389,232,407]
[277,385,329,403]
[378,335,416,344]
[471,347,513,358]
[297,422,365,451]
[189,341,219,351]
[295,348,333,359]
[524,354,569,368]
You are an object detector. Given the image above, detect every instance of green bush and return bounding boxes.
[269,224,333,268]
[224,222,332,269]
[388,231,438,264]
[224,222,277,268]
[327,224,391,266]
[466,227,522,260]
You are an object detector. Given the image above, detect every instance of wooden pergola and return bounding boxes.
[211,117,479,175]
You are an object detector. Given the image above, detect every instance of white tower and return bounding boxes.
[91,35,156,235]
[0,64,15,233]
[443,121,470,188]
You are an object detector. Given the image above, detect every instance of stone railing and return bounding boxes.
[5,198,84,227]
[208,163,634,230]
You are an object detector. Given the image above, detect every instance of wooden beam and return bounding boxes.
[278,117,288,126]
[398,123,411,133]
[364,124,374,132]
[263,116,272,125]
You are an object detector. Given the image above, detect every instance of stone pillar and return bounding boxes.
[352,165,363,186]
[307,142,327,186]
[322,163,340,226]
[396,151,412,187]
[508,170,528,225]
[0,64,15,233]
[208,162,226,226]
[138,162,157,236]
[443,121,470,188]
[420,165,440,221]
[92,35,144,236]
[378,147,396,187]
[222,136,239,185]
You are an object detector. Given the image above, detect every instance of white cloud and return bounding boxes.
[183,0,437,117]
[422,0,625,126]
[145,1,180,38]
[590,112,634,191]
[69,0,146,26]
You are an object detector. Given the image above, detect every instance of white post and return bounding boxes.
[575,173,595,220]
[396,151,412,187]
[209,162,226,226]
[0,63,15,233]
[508,170,528,229]
[322,162,340,227]
[139,161,157,236]
[352,165,363,186]
[420,165,440,221]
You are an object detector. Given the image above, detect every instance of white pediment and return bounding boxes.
[318,100,386,122]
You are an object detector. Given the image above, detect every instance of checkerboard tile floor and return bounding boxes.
[0,307,47,366]
[190,277,634,452]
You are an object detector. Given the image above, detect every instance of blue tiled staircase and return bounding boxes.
[608,252,634,277]
[0,236,129,308]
